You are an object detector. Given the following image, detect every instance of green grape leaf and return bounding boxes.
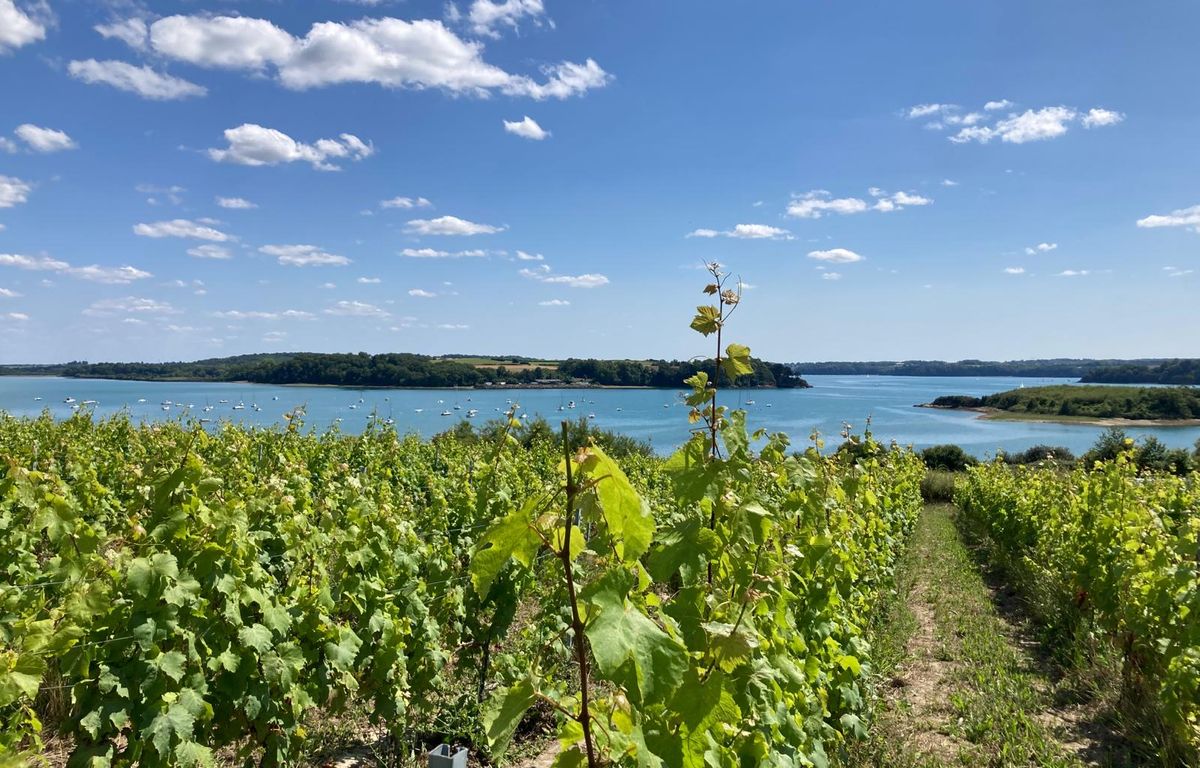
[145,703,195,757]
[664,436,720,503]
[0,653,45,707]
[578,447,655,562]
[154,651,187,682]
[324,627,362,673]
[581,569,687,705]
[237,624,272,655]
[482,674,536,758]
[720,343,753,382]
[689,305,720,336]
[470,497,542,597]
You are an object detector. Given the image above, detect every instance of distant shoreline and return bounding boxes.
[917,403,1200,427]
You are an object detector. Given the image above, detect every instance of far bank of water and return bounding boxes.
[1,374,1197,457]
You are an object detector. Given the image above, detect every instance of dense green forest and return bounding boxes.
[794,358,1168,377]
[0,352,808,389]
[927,384,1200,420]
[1080,358,1200,385]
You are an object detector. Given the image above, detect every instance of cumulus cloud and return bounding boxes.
[357,276,382,284]
[788,188,930,219]
[929,104,1124,145]
[821,272,842,281]
[503,115,549,140]
[404,215,505,235]
[213,309,313,320]
[0,175,32,207]
[324,300,388,317]
[687,223,792,240]
[1082,108,1124,128]
[95,18,149,49]
[381,196,432,209]
[134,219,231,241]
[907,103,954,118]
[13,124,76,153]
[207,124,373,171]
[3,311,28,321]
[1136,204,1200,232]
[68,59,207,100]
[0,287,21,298]
[520,266,609,288]
[538,298,569,306]
[515,250,543,261]
[1004,267,1026,275]
[400,247,488,258]
[456,0,547,37]
[187,244,232,260]
[131,14,609,99]
[1,253,151,284]
[807,248,864,264]
[83,296,176,317]
[1024,242,1057,255]
[0,0,47,52]
[260,244,351,267]
[1056,269,1089,277]
[408,288,436,298]
[216,196,257,209]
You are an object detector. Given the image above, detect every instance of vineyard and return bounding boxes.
[3,267,1198,767]
[958,457,1200,763]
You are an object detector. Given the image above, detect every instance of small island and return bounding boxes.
[919,384,1200,426]
[0,352,811,390]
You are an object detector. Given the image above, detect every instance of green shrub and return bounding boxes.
[920,444,977,472]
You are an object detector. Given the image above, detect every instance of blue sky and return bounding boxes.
[1,0,1198,364]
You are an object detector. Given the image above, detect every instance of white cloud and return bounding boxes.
[504,115,549,140]
[687,223,792,240]
[0,287,21,297]
[68,59,207,100]
[404,215,505,235]
[941,179,959,187]
[213,309,313,320]
[984,99,1013,111]
[13,124,76,153]
[1136,204,1200,232]
[83,296,177,317]
[0,175,31,207]
[216,196,257,209]
[399,247,488,259]
[516,250,543,261]
[437,323,469,330]
[519,267,609,288]
[945,105,1122,145]
[1165,267,1194,278]
[134,219,231,241]
[357,276,382,284]
[0,0,47,52]
[539,298,569,306]
[95,18,149,49]
[136,183,185,206]
[1056,269,1089,277]
[187,244,232,260]
[0,138,15,153]
[3,311,29,321]
[260,244,351,266]
[1004,267,1026,275]
[1024,242,1057,254]
[408,288,437,298]
[807,248,864,264]
[263,331,287,343]
[324,300,388,317]
[1,253,151,284]
[869,188,933,212]
[207,124,373,171]
[787,190,869,219]
[0,253,68,271]
[381,196,432,209]
[1082,108,1124,128]
[821,272,842,281]
[907,103,954,118]
[459,0,547,37]
[139,14,609,99]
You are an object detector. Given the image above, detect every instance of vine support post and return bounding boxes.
[560,421,598,768]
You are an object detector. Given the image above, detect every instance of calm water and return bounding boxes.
[1,375,1198,458]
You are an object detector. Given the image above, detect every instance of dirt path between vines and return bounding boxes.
[846,504,1127,768]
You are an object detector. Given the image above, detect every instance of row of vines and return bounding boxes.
[957,455,1200,762]
[2,266,925,767]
